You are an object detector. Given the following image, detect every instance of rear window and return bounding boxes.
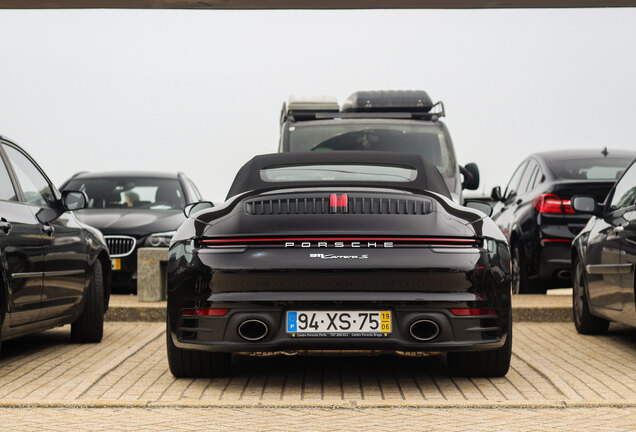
[548,157,633,180]
[260,164,417,183]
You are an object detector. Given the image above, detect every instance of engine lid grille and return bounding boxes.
[245,195,433,216]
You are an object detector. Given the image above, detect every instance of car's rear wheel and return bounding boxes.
[166,317,231,378]
[511,244,527,294]
[573,257,609,335]
[447,320,512,377]
[512,243,546,294]
[71,261,104,343]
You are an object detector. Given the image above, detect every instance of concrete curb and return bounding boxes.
[512,306,571,322]
[105,305,572,322]
[0,399,633,409]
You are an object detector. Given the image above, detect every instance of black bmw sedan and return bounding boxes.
[167,152,512,378]
[571,156,636,333]
[490,149,635,293]
[60,171,204,292]
[0,136,110,348]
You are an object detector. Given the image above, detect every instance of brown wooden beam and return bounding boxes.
[2,0,635,9]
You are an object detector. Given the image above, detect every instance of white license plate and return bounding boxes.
[286,311,391,337]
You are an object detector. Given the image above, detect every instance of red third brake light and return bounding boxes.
[329,193,348,213]
[533,193,574,214]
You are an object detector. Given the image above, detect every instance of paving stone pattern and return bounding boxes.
[1,407,635,431]
[0,322,634,408]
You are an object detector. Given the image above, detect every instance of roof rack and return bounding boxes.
[281,91,445,124]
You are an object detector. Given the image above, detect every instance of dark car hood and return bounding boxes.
[73,209,185,237]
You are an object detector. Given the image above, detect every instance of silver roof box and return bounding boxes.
[287,95,339,112]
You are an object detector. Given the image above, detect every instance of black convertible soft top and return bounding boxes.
[226,152,451,200]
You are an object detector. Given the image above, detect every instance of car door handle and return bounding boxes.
[42,224,55,235]
[614,226,624,234]
[0,219,11,233]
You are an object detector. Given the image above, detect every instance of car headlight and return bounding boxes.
[144,231,176,247]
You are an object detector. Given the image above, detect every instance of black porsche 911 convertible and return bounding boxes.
[166,152,512,378]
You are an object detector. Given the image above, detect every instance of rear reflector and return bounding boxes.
[540,238,571,244]
[533,193,575,215]
[450,308,497,316]
[182,308,228,316]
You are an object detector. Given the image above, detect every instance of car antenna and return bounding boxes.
[601,147,608,157]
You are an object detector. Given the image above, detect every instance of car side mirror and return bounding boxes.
[491,186,503,201]
[464,200,493,217]
[571,195,597,214]
[184,201,214,217]
[460,163,480,190]
[61,190,88,211]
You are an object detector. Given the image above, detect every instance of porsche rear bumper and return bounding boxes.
[169,290,510,353]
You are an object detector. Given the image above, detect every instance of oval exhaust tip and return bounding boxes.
[409,319,440,342]
[238,319,269,341]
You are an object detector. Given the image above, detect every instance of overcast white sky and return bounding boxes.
[1,8,635,201]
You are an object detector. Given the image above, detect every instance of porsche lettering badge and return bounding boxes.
[285,241,393,248]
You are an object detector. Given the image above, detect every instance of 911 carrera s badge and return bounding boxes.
[310,253,369,259]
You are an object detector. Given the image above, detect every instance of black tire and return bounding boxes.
[511,243,528,295]
[71,261,104,343]
[573,257,609,335]
[447,320,512,377]
[511,243,546,294]
[166,317,231,378]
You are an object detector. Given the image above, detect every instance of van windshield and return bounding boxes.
[286,121,456,177]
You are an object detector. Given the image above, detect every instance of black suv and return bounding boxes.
[278,91,480,203]
[490,149,636,293]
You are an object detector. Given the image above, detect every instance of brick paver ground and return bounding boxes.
[0,407,634,431]
[0,322,634,429]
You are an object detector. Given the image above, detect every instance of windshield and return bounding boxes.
[548,157,633,180]
[64,177,186,210]
[286,121,455,177]
[261,164,417,183]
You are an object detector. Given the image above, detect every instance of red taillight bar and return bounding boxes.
[182,308,228,316]
[450,308,497,316]
[533,193,575,215]
[540,238,571,244]
[199,237,480,245]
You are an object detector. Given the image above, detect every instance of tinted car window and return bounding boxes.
[0,156,17,201]
[520,160,538,194]
[504,161,528,200]
[3,144,55,207]
[287,122,456,177]
[529,164,543,191]
[548,157,633,180]
[609,161,636,211]
[64,177,186,210]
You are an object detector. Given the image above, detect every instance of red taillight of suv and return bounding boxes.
[533,193,575,214]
